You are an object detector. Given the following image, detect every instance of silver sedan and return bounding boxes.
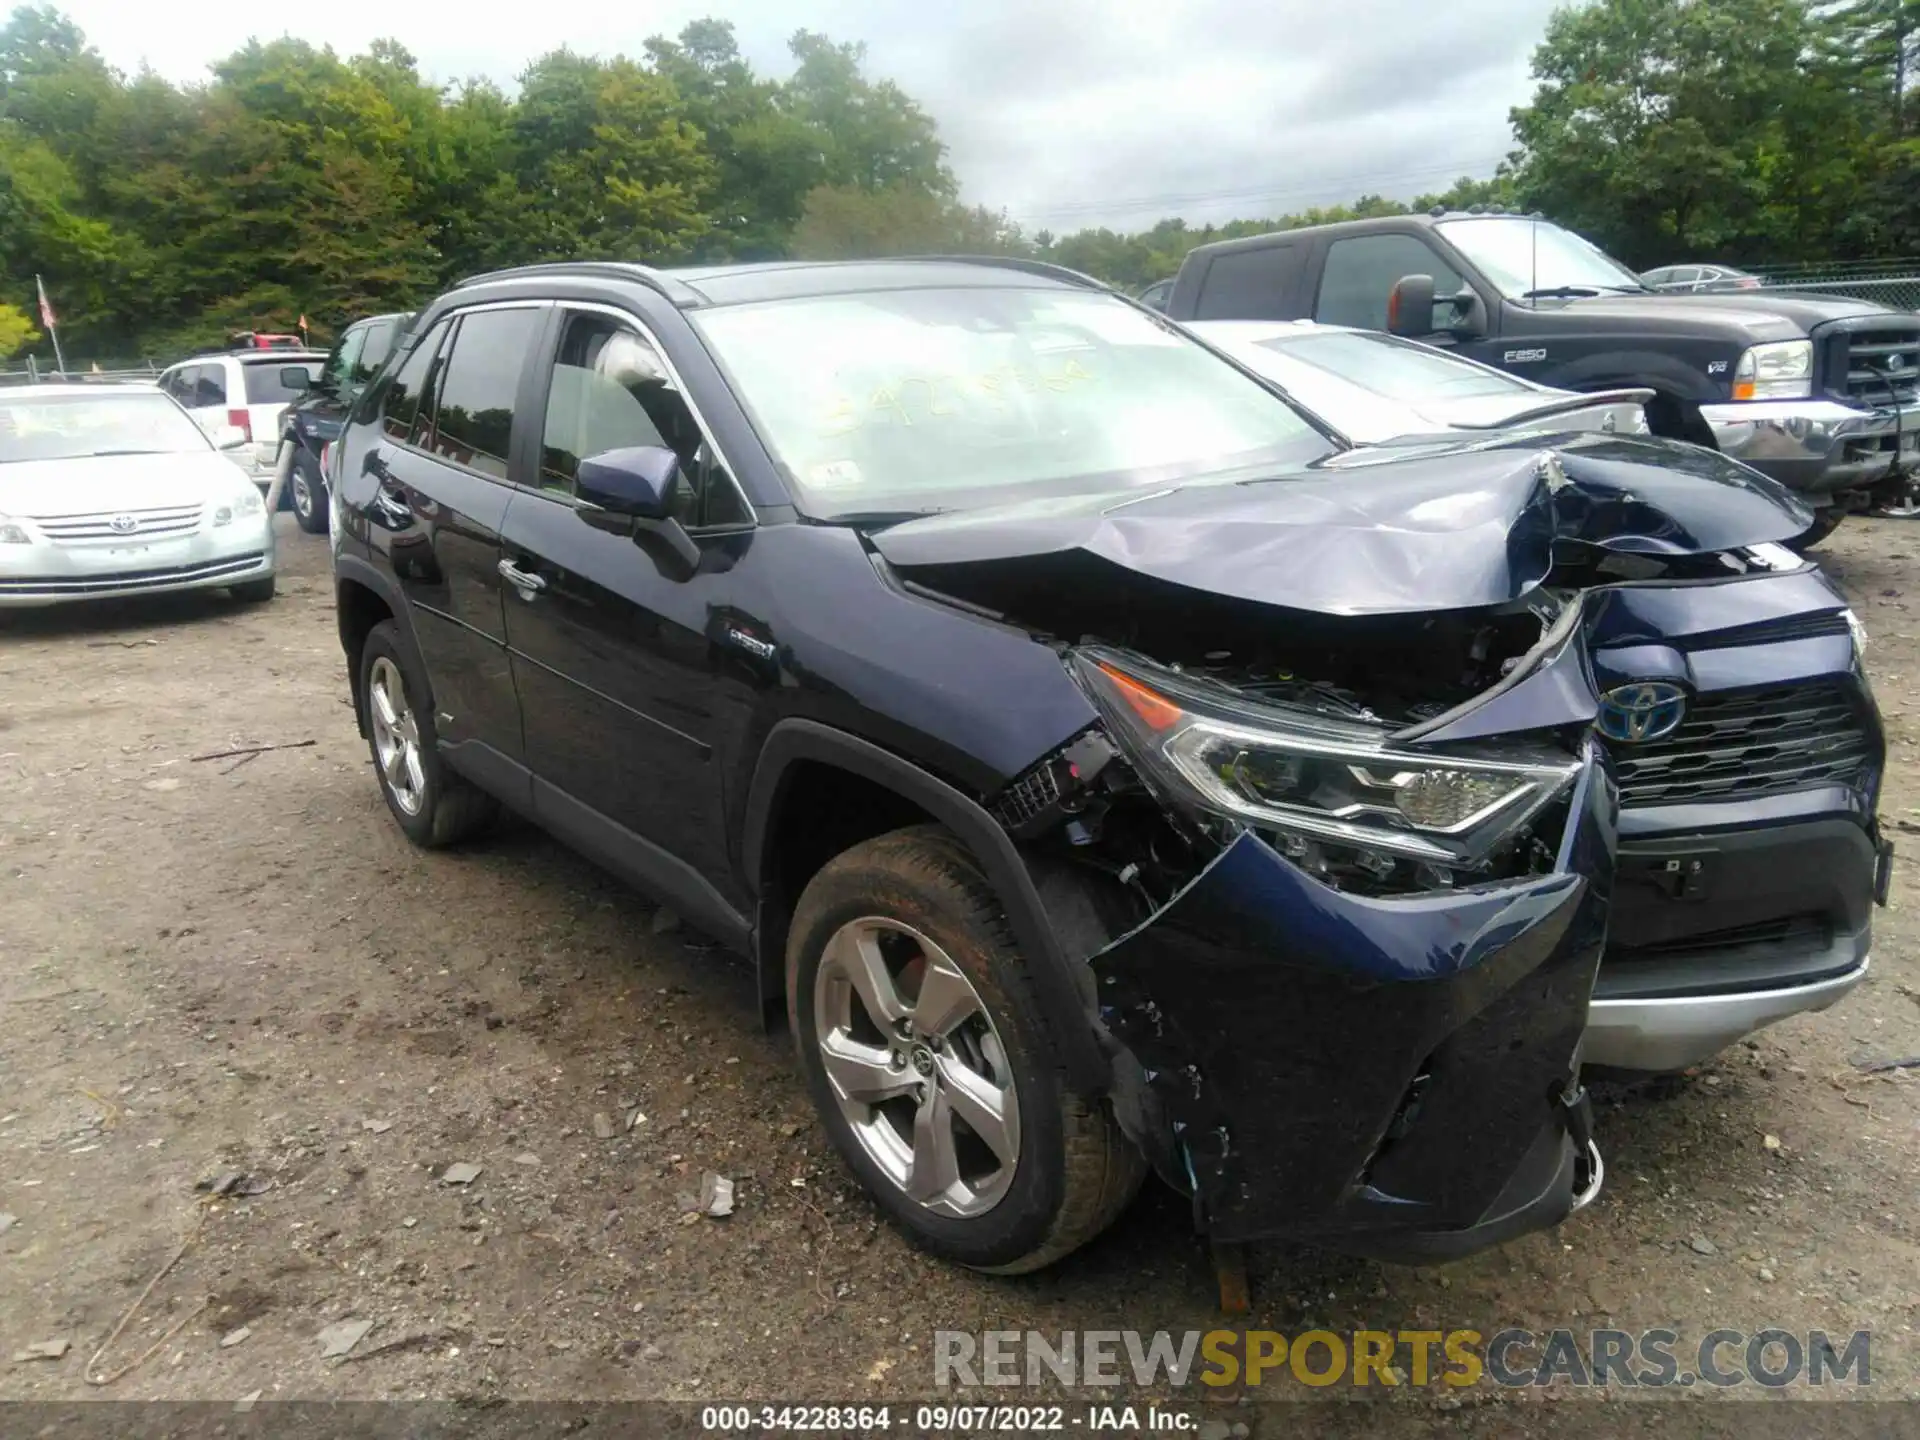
[0,385,277,607]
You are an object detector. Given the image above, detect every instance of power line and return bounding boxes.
[1010,154,1511,226]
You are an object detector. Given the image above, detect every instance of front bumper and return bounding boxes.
[1092,751,1613,1262]
[1700,397,1920,497]
[1586,959,1868,1074]
[0,522,275,607]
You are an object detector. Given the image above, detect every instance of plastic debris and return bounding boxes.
[441,1163,481,1186]
[220,1327,251,1349]
[13,1338,70,1363]
[698,1172,734,1218]
[317,1319,374,1359]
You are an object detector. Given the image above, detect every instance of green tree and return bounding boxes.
[783,31,953,196]
[1509,0,1858,264]
[790,182,1024,259]
[0,298,38,354]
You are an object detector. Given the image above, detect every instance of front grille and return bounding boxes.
[992,761,1061,830]
[1839,327,1920,407]
[1610,682,1874,807]
[0,552,266,597]
[31,503,204,543]
[1611,913,1831,963]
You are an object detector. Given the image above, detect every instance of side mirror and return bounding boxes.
[1386,273,1436,337]
[577,445,679,519]
[279,367,311,392]
[214,424,249,450]
[575,445,701,577]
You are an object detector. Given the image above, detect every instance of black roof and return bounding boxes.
[452,256,1107,309]
[1184,210,1542,261]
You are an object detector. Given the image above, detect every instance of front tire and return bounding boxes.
[788,825,1144,1273]
[290,450,329,534]
[359,620,497,847]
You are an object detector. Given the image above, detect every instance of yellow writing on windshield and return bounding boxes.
[815,358,1095,434]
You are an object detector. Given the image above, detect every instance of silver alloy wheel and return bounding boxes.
[367,655,426,816]
[1873,486,1920,518]
[291,470,314,519]
[813,917,1021,1217]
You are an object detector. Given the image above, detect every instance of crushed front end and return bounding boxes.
[1053,644,1613,1260]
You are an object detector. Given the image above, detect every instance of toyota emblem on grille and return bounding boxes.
[1597,682,1688,743]
[108,514,138,534]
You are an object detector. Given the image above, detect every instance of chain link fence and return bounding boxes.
[1746,260,1920,312]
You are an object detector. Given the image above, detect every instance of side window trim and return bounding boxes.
[536,300,756,529]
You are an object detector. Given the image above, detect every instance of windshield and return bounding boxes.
[693,287,1333,518]
[0,391,214,463]
[1437,218,1646,297]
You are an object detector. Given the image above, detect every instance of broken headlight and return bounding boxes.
[1069,647,1581,870]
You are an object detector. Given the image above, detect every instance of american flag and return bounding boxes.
[35,275,56,330]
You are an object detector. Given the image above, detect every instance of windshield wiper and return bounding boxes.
[1520,285,1603,300]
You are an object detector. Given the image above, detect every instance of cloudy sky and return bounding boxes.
[53,0,1562,232]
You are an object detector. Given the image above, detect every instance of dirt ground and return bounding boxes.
[1,513,1916,1428]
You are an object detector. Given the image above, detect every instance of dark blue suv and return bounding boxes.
[329,258,1887,1272]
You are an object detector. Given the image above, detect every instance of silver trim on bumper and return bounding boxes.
[1700,398,1920,494]
[1583,957,1868,1074]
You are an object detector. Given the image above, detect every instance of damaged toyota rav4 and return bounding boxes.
[330,258,1890,1274]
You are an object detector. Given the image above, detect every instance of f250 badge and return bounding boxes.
[1504,347,1548,363]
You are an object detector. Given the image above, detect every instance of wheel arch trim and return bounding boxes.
[743,718,1109,1096]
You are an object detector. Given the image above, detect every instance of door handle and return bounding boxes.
[497,558,548,595]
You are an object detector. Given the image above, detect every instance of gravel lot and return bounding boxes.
[1,513,1916,1426]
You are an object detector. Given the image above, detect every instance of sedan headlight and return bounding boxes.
[213,487,265,526]
[1070,648,1581,871]
[0,514,30,545]
[1733,340,1813,401]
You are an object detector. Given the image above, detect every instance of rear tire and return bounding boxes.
[788,825,1144,1273]
[359,620,497,848]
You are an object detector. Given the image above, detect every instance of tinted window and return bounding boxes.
[355,320,400,383]
[1138,280,1173,312]
[425,308,540,480]
[162,367,193,402]
[1194,246,1298,320]
[381,320,450,444]
[539,311,748,525]
[193,365,228,407]
[243,359,321,404]
[1315,235,1465,331]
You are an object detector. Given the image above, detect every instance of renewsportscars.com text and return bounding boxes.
[934,1328,1871,1389]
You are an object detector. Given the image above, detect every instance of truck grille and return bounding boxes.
[31,503,204,543]
[1611,682,1874,807]
[1838,327,1920,407]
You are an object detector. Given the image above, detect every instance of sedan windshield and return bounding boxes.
[693,287,1333,518]
[0,391,213,463]
[1438,218,1647,298]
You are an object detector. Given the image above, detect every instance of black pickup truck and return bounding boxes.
[1163,212,1920,530]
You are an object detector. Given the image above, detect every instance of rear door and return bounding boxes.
[497,305,756,906]
[368,304,546,783]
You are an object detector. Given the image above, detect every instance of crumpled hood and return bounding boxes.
[868,433,1813,617]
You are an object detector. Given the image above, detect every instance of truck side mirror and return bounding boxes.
[1387,274,1436,337]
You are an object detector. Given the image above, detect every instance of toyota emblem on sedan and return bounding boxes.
[108,514,138,534]
[1597,682,1688,743]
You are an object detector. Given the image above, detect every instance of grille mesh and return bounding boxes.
[1610,682,1873,807]
[1841,328,1920,406]
[31,503,204,543]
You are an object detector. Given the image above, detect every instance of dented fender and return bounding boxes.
[1090,741,1616,1256]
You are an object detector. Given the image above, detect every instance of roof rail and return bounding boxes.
[453,261,705,307]
[903,255,1111,290]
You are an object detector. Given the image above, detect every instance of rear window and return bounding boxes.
[243,360,321,404]
[1259,331,1528,402]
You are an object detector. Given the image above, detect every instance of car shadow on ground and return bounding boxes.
[0,588,253,640]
